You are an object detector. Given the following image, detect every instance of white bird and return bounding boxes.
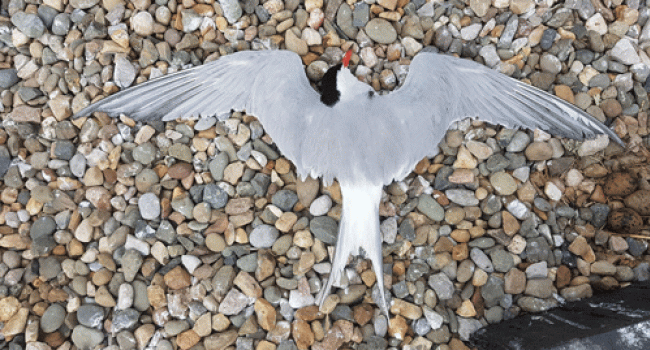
[75,49,623,317]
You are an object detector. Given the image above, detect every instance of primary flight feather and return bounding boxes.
[75,49,623,316]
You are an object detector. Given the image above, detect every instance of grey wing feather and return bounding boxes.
[382,52,623,171]
[75,50,323,178]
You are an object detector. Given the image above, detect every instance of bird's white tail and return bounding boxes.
[317,182,388,317]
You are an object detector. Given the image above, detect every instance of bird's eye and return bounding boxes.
[368,91,375,98]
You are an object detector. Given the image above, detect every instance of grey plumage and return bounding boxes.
[75,49,623,317]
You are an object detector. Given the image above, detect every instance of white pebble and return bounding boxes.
[125,235,150,256]
[288,289,315,308]
[506,199,529,220]
[578,134,609,157]
[565,169,583,187]
[586,13,607,35]
[138,192,160,220]
[512,167,530,182]
[309,195,332,216]
[544,182,562,202]
[131,11,154,36]
[117,283,134,310]
[181,255,202,274]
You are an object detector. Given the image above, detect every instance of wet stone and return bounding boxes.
[517,296,558,312]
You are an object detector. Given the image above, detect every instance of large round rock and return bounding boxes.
[365,18,397,44]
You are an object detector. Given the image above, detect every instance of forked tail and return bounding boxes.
[317,182,388,318]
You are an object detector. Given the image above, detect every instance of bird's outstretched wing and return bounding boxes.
[381,52,623,166]
[74,50,323,177]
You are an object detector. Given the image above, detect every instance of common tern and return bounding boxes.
[75,48,623,317]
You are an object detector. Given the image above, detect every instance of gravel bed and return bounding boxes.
[1,0,650,349]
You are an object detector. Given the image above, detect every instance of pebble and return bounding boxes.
[131,11,154,36]
[544,182,562,202]
[309,216,338,244]
[525,262,548,279]
[466,141,493,160]
[539,54,562,74]
[470,0,490,16]
[458,318,483,341]
[625,190,650,216]
[250,225,280,248]
[470,248,494,273]
[428,273,455,300]
[461,23,482,41]
[507,131,530,152]
[525,142,554,161]
[525,278,554,298]
[490,250,514,273]
[219,288,253,315]
[365,18,397,44]
[11,12,46,38]
[446,189,479,206]
[309,195,332,216]
[490,172,517,196]
[610,38,641,65]
[560,284,593,301]
[72,326,105,349]
[114,56,137,88]
[138,193,161,220]
[41,304,66,333]
[517,297,557,312]
[0,0,644,349]
[76,304,105,328]
[0,69,19,88]
[504,268,526,294]
[353,3,370,27]
[272,190,299,212]
[417,195,444,221]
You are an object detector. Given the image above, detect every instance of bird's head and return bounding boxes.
[319,50,374,107]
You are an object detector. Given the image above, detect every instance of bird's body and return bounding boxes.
[75,49,623,317]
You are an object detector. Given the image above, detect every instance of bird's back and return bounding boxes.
[299,97,431,186]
